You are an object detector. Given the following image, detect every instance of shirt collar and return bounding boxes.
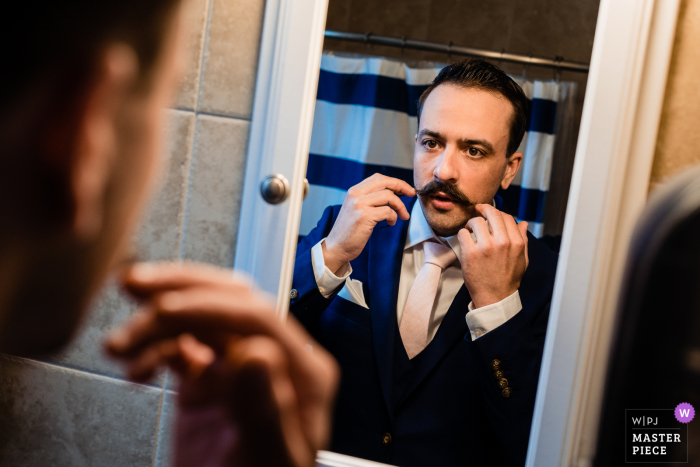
[405,198,496,259]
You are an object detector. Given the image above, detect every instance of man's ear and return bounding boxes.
[500,151,523,190]
[60,45,138,240]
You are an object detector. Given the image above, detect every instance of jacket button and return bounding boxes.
[290,289,298,299]
[491,359,501,370]
[502,387,512,398]
[493,369,504,379]
[382,432,392,447]
[498,378,509,389]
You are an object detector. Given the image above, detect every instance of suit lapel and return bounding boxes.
[395,285,471,409]
[368,196,414,417]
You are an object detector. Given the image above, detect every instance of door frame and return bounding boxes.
[527,0,679,465]
[236,0,681,465]
[234,0,329,318]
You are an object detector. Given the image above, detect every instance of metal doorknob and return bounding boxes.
[260,174,290,205]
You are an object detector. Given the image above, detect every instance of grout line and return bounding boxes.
[176,113,198,261]
[194,110,253,121]
[177,0,215,262]
[169,106,252,122]
[0,353,164,389]
[169,107,196,115]
[150,372,169,467]
[177,116,199,261]
[189,0,210,112]
[195,0,215,113]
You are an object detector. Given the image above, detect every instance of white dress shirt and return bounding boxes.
[310,200,522,342]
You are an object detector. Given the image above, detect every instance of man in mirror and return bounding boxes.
[292,59,558,466]
[0,1,337,466]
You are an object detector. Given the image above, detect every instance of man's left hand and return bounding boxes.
[457,204,529,309]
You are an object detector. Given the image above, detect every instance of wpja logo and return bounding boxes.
[626,403,694,463]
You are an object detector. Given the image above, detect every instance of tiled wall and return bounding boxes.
[649,0,700,191]
[0,0,267,464]
[323,0,600,235]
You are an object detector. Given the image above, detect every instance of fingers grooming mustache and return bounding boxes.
[415,179,474,207]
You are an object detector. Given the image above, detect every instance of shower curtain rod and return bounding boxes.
[324,30,590,73]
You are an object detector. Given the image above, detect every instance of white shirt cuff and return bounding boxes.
[466,291,522,340]
[311,238,352,298]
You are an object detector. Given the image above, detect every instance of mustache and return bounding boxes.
[415,180,474,207]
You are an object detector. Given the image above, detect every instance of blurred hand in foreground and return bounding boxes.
[105,262,339,467]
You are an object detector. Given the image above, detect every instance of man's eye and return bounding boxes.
[424,140,438,149]
[467,147,482,157]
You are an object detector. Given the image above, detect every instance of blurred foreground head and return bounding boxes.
[0,0,184,353]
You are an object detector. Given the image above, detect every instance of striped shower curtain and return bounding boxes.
[300,53,577,238]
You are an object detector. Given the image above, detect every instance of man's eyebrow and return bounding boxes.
[417,129,445,140]
[418,130,497,154]
[458,138,495,154]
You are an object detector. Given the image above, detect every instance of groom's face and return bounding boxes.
[413,83,516,237]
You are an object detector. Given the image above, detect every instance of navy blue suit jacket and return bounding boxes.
[291,196,558,466]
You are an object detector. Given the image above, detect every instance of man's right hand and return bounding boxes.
[105,262,339,467]
[323,174,416,274]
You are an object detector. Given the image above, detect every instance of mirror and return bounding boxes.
[289,1,600,465]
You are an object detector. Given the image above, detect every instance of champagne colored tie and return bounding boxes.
[399,240,457,359]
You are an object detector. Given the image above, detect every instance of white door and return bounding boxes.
[233,2,398,465]
[234,0,329,319]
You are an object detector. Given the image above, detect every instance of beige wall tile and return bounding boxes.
[138,109,196,262]
[508,0,599,61]
[346,0,433,41]
[426,0,516,51]
[173,0,210,110]
[181,115,250,266]
[650,0,700,188]
[0,355,161,467]
[325,0,351,32]
[198,0,266,118]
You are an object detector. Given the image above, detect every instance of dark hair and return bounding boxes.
[417,59,529,156]
[0,0,181,233]
[0,0,181,120]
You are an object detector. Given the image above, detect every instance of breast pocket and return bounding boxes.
[337,277,368,308]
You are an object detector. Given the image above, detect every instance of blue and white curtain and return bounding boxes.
[300,53,577,238]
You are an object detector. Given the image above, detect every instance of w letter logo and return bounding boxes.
[675,403,695,423]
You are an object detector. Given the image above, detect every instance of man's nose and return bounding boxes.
[433,147,459,183]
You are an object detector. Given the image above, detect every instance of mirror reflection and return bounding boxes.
[293,1,599,465]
